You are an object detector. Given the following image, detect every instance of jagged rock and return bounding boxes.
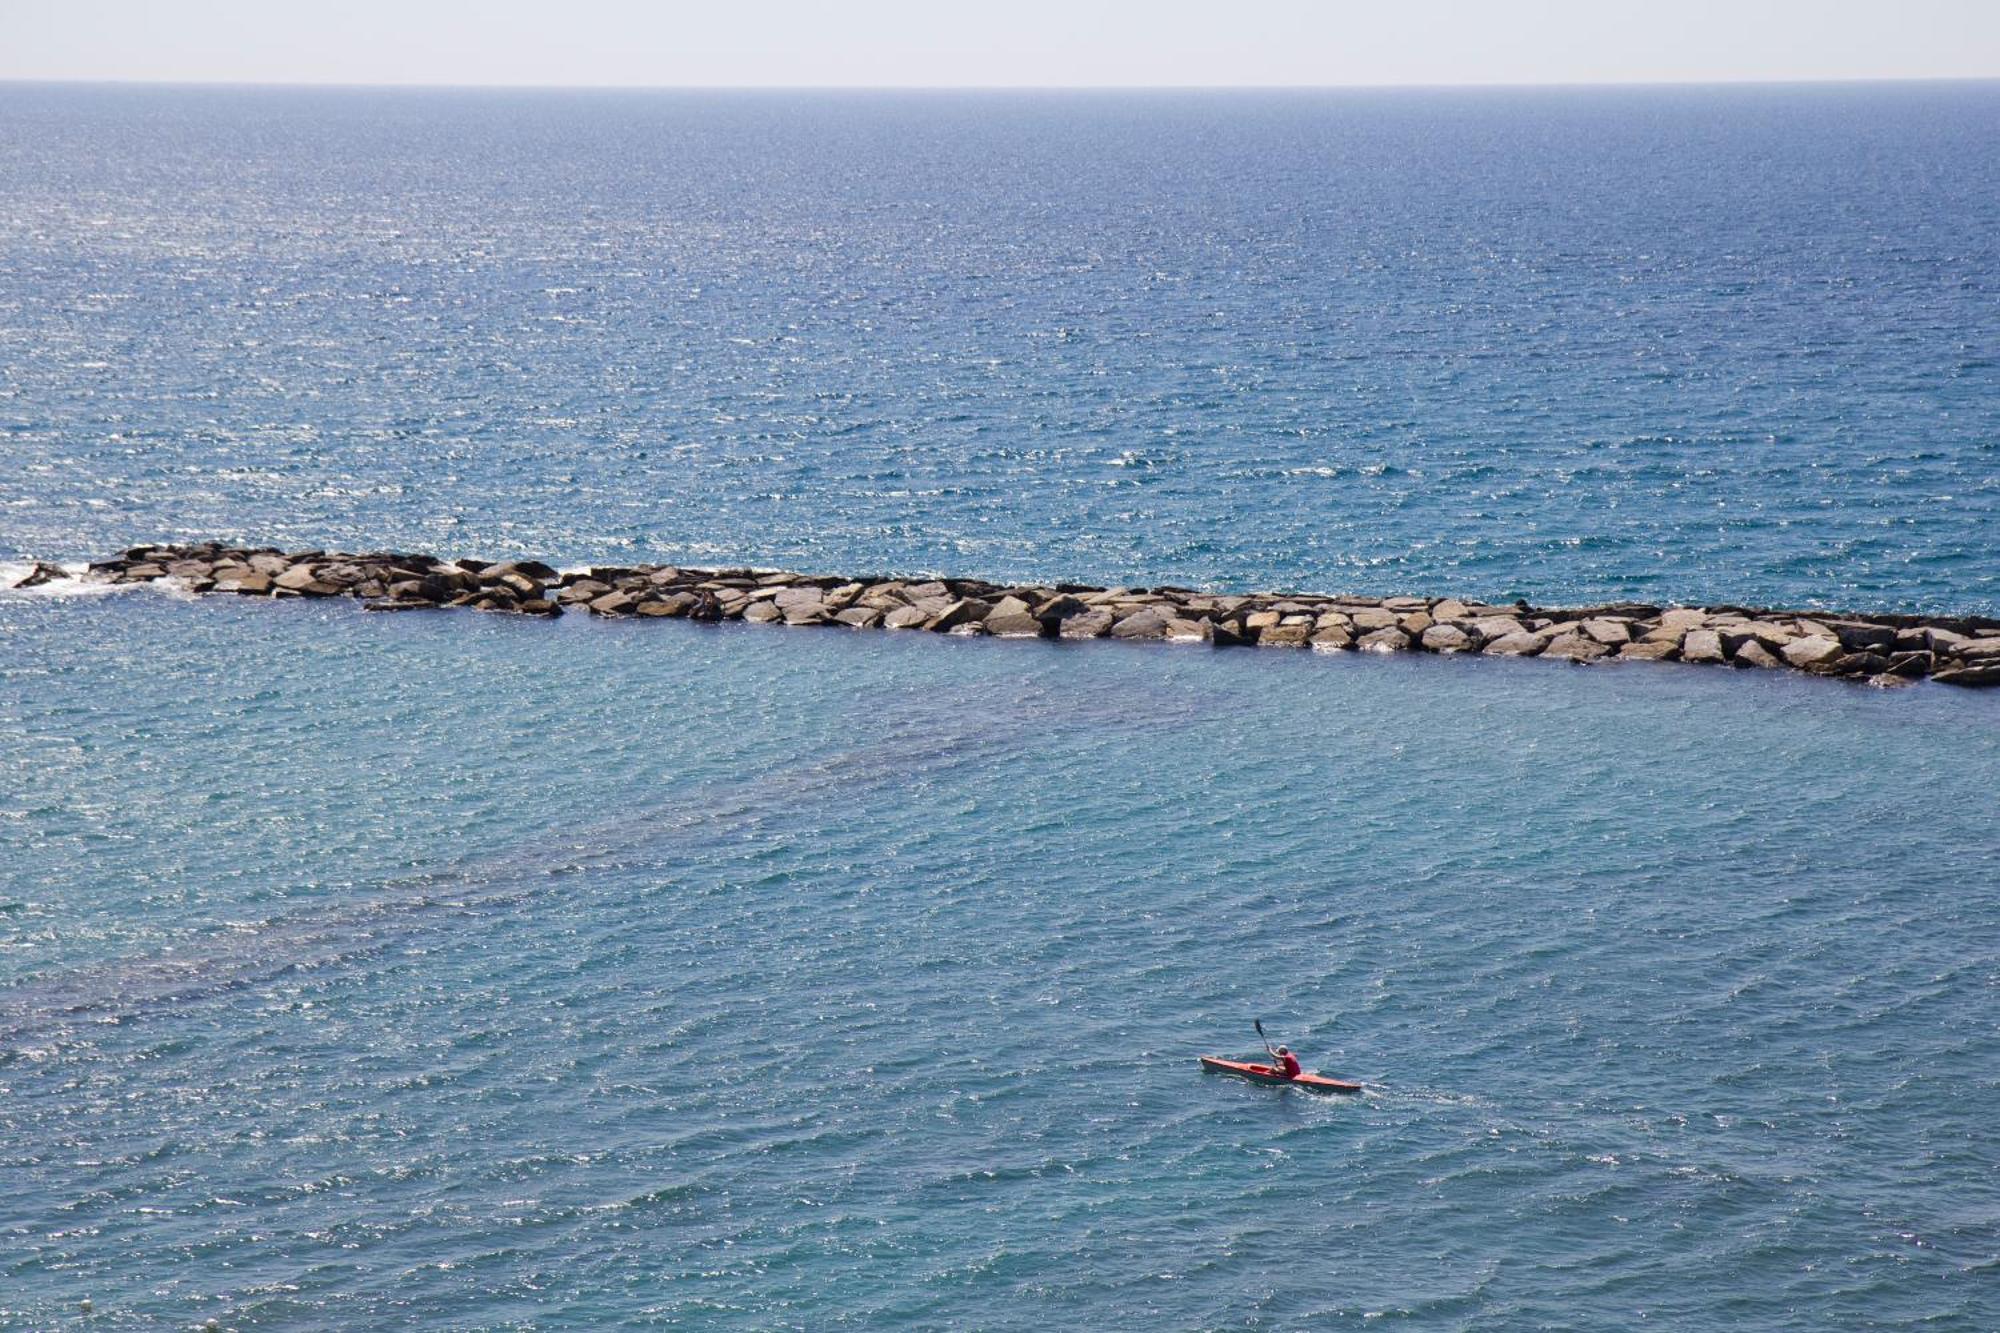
[588,591,637,616]
[1244,609,1282,632]
[1111,608,1172,640]
[1780,636,1845,669]
[1349,608,1398,631]
[1383,596,1427,611]
[927,598,989,632]
[1617,640,1679,661]
[1398,611,1433,636]
[1657,608,1708,633]
[559,580,608,604]
[248,553,290,575]
[883,605,931,630]
[1721,623,1793,656]
[272,565,319,591]
[1164,617,1212,643]
[743,601,783,623]
[1732,641,1782,669]
[1826,620,1895,651]
[1357,628,1410,653]
[1033,594,1088,623]
[1432,599,1471,620]
[1058,610,1115,639]
[517,599,560,617]
[1543,634,1610,662]
[1821,651,1890,677]
[1259,622,1312,648]
[1471,616,1525,641]
[1896,626,1963,653]
[1484,632,1547,656]
[985,612,1047,638]
[1310,626,1354,652]
[1682,630,1726,664]
[1313,610,1353,631]
[1581,618,1632,646]
[1934,663,2000,688]
[1420,624,1473,653]
[1209,620,1251,648]
[836,606,884,629]
[215,571,273,595]
[782,601,828,626]
[987,594,1033,620]
[1953,637,2000,661]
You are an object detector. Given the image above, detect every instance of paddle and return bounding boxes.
[1253,1018,1278,1066]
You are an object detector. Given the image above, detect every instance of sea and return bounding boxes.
[1,83,1997,1329]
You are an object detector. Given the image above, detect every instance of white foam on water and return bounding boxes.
[0,561,137,600]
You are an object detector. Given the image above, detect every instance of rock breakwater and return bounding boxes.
[25,543,2000,690]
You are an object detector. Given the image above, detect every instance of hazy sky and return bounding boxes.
[6,0,1999,88]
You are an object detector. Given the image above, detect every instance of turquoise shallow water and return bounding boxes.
[3,84,2000,1329]
[2,588,1997,1328]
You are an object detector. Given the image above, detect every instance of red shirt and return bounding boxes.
[1278,1052,1302,1078]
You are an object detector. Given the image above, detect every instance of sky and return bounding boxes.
[4,0,1998,88]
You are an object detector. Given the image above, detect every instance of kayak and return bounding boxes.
[1199,1056,1362,1095]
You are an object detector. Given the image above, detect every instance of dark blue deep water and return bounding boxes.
[2,85,1998,1329]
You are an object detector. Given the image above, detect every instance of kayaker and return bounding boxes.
[1274,1046,1302,1080]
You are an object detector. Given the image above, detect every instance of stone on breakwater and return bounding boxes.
[1483,632,1546,657]
[1357,627,1410,653]
[1781,636,1845,669]
[1681,630,1727,664]
[1935,663,2000,687]
[1420,624,1474,653]
[1059,610,1114,639]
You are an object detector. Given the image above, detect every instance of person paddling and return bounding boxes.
[1273,1045,1302,1080]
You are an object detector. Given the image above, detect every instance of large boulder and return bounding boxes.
[1356,627,1410,653]
[1827,620,1896,652]
[1258,622,1312,648]
[1581,618,1633,646]
[1058,610,1114,639]
[1164,617,1213,643]
[1483,632,1547,657]
[1657,608,1708,634]
[883,605,931,630]
[1951,637,2000,661]
[589,591,637,617]
[1780,636,1845,670]
[926,598,989,632]
[985,612,1048,638]
[742,601,784,623]
[1681,630,1726,664]
[1420,624,1473,653]
[1543,634,1610,662]
[836,606,884,629]
[1617,640,1678,661]
[215,571,273,595]
[1934,663,2000,688]
[1111,608,1172,640]
[1732,641,1782,669]
[1720,622,1794,656]
[1349,608,1399,632]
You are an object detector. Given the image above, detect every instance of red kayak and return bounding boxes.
[1199,1056,1362,1095]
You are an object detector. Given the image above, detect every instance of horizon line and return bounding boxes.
[5,73,1999,95]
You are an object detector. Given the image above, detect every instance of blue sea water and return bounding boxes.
[1,85,1999,1329]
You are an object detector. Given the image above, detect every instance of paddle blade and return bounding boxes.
[1254,1018,1265,1039]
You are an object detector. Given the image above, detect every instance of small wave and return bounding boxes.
[0,562,134,600]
